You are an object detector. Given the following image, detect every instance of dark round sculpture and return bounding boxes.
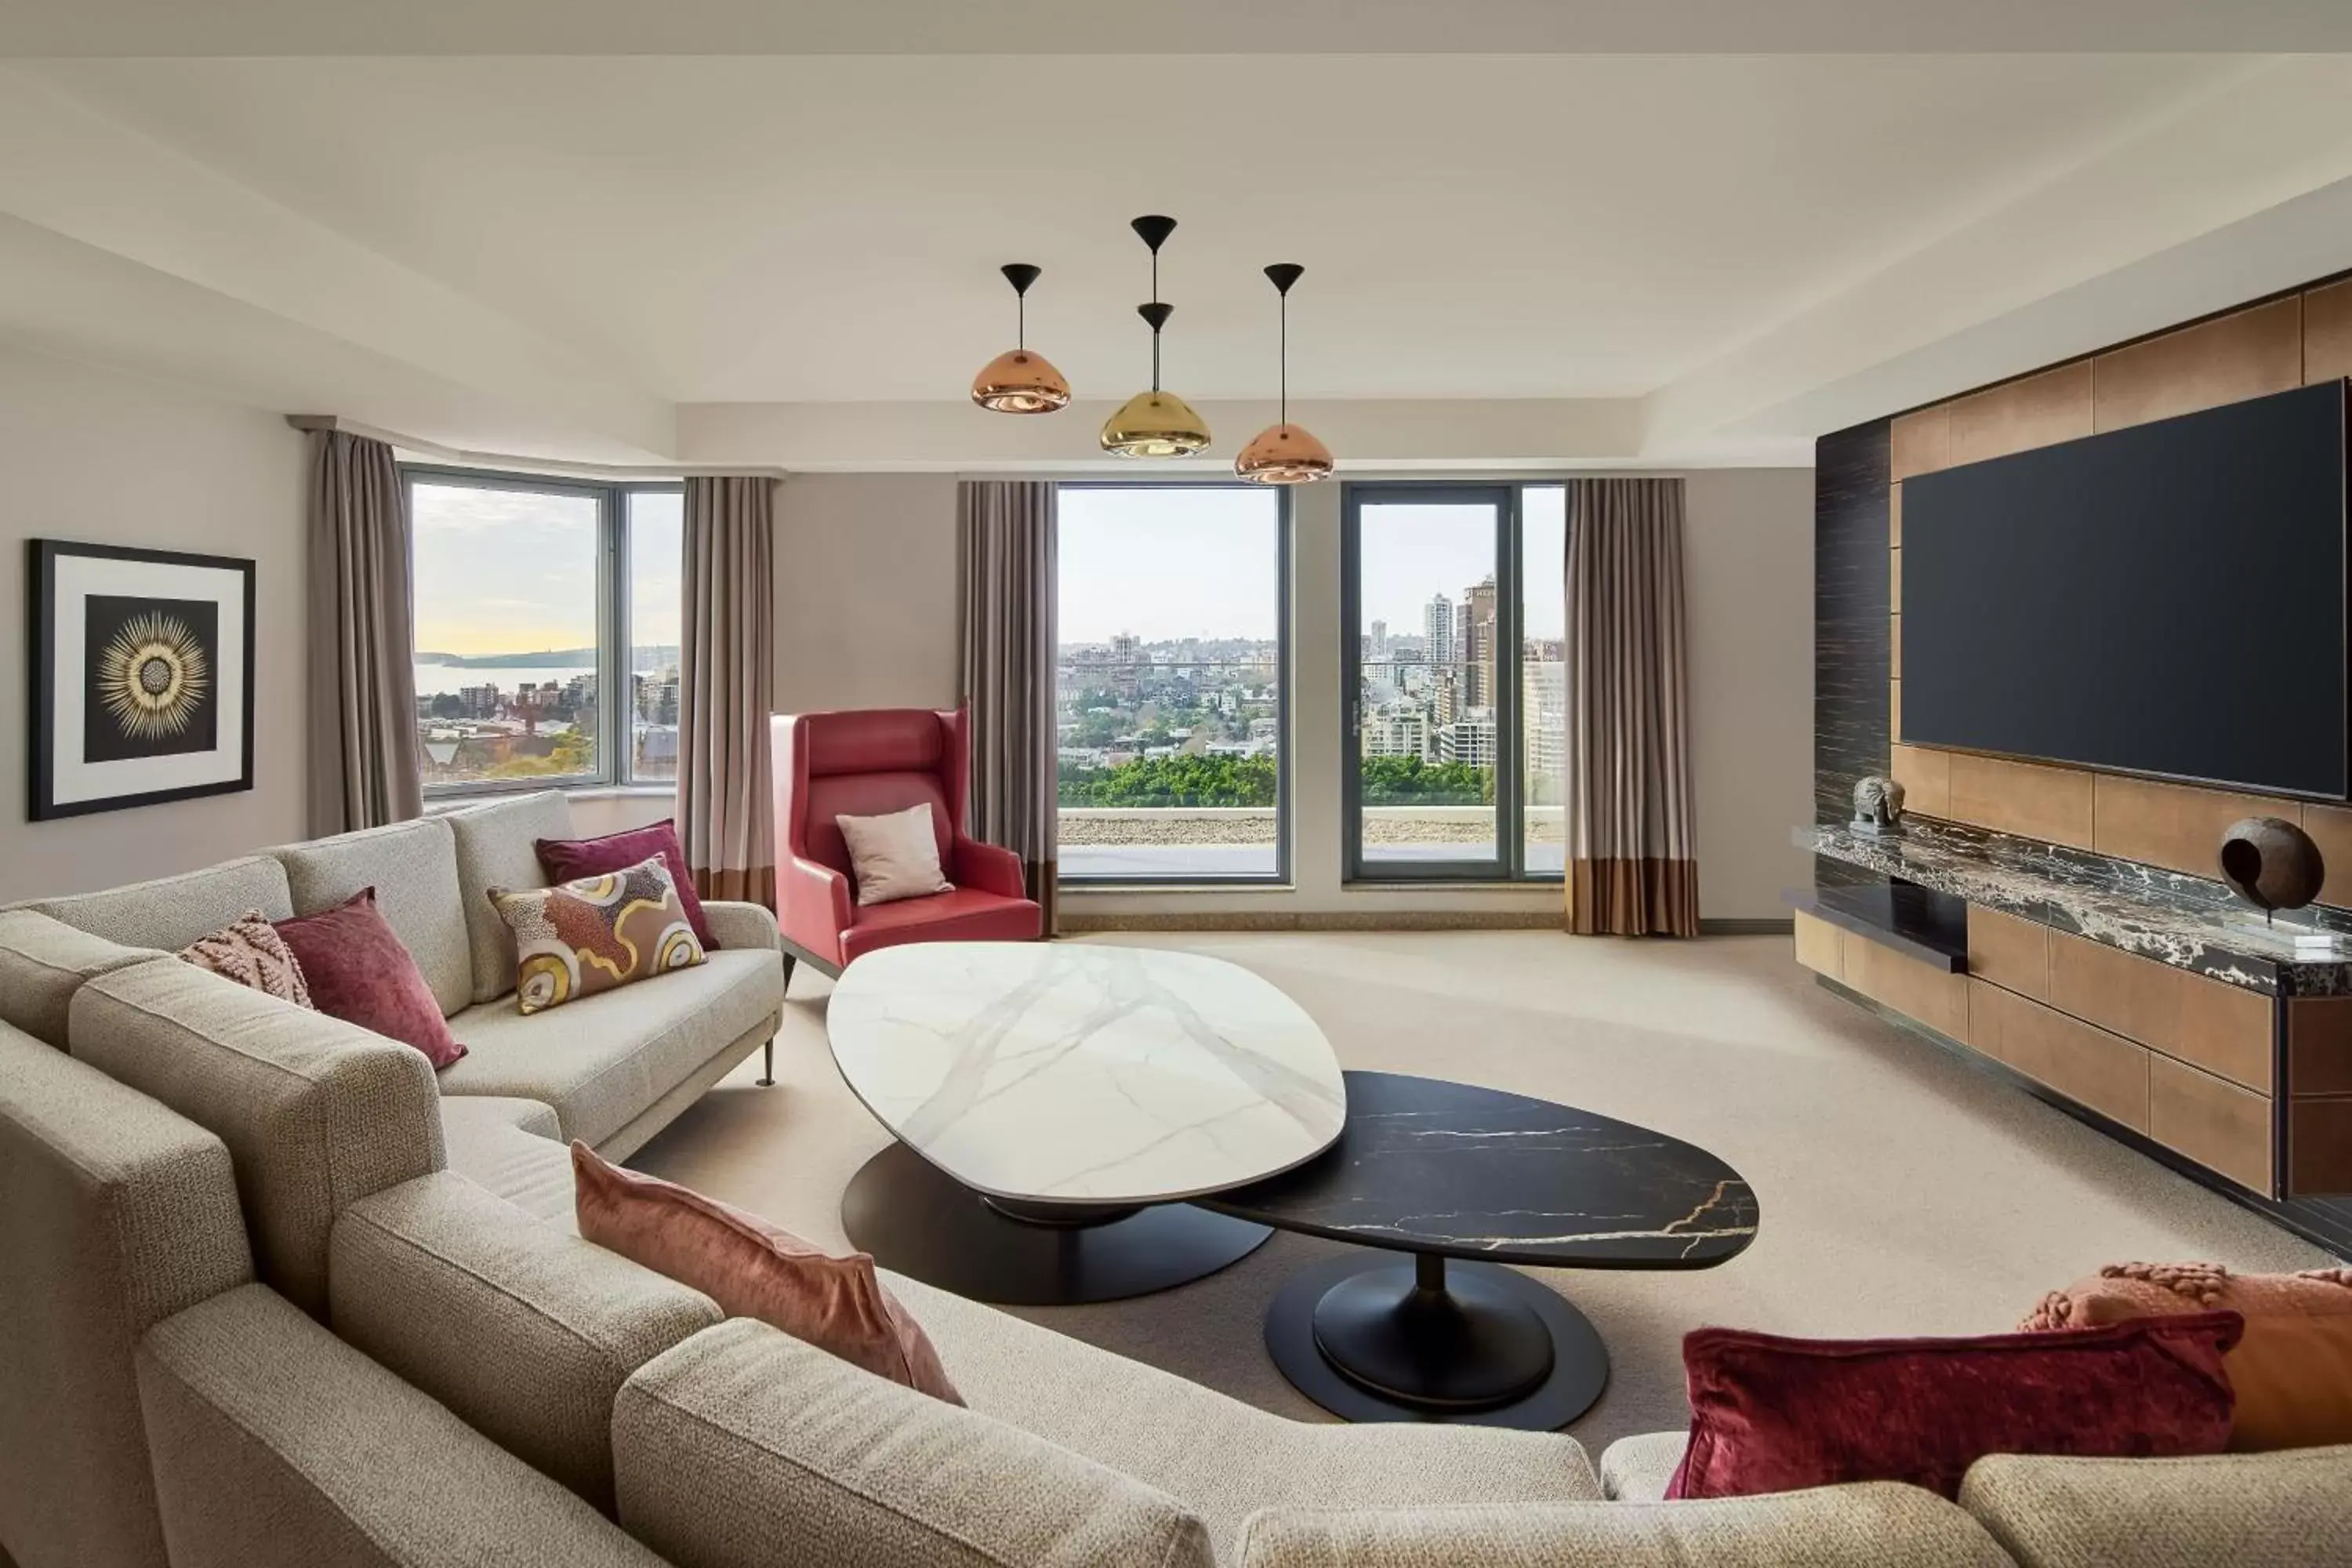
[2217,816,2325,913]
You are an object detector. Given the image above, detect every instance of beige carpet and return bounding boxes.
[630,931,2335,1455]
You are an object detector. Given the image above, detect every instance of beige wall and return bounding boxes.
[753,467,1813,920]
[0,347,308,902]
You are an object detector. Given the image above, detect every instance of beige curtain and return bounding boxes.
[1565,477,1698,935]
[956,480,1058,932]
[305,429,422,836]
[679,476,778,909]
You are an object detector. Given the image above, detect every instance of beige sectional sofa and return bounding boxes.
[3,800,2350,1566]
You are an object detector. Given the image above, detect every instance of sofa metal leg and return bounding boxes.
[756,1038,775,1088]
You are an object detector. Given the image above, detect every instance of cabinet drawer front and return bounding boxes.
[1965,906,2049,1000]
[1793,910,1843,981]
[1844,938,1967,1040]
[1968,981,2151,1132]
[2150,1055,2274,1195]
[2048,933,2272,1093]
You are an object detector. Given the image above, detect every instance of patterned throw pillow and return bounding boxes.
[488,853,707,1016]
[179,909,314,1008]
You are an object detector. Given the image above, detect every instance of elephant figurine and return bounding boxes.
[1852,775,1907,836]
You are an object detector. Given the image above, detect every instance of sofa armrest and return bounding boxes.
[330,1172,721,1511]
[136,1284,666,1568]
[614,1317,1214,1568]
[1237,1488,2012,1568]
[1600,1430,1689,1501]
[1961,1446,2352,1568]
[699,898,782,953]
[952,836,1030,902]
[779,855,853,962]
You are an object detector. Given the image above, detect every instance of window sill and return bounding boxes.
[425,782,675,813]
[1061,881,1296,895]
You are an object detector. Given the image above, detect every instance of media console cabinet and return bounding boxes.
[1794,820,2352,1216]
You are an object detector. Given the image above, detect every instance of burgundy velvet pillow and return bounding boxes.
[1668,1311,2242,1501]
[536,820,718,950]
[571,1142,960,1404]
[273,888,466,1070]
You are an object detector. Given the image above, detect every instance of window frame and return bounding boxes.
[1341,479,1562,884]
[1052,480,1293,888]
[401,465,684,800]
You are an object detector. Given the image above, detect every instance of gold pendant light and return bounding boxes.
[971,263,1070,414]
[1236,263,1334,485]
[1102,216,1210,458]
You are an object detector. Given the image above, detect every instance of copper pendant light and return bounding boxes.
[970,263,1070,414]
[1101,216,1210,458]
[1236,263,1334,485]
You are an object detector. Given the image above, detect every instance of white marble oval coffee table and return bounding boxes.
[829,941,1346,1305]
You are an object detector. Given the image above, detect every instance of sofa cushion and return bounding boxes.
[441,1098,579,1229]
[1602,1431,1692,1502]
[446,790,576,1004]
[884,1267,1602,1555]
[613,1317,1216,1568]
[440,949,783,1148]
[179,912,314,1007]
[331,1171,720,1511]
[272,816,473,1018]
[1960,1444,2352,1568]
[838,802,955,907]
[27,855,292,951]
[539,818,719,951]
[135,1284,667,1568]
[0,1022,253,1568]
[70,956,444,1319]
[0,907,158,1047]
[274,890,465,1069]
[490,856,709,1016]
[574,1142,958,1403]
[1235,1486,2013,1568]
[1669,1314,2241,1501]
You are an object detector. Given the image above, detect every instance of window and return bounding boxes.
[1342,482,1566,880]
[1056,485,1288,882]
[405,469,683,794]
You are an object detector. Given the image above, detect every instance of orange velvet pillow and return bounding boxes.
[2022,1262,2352,1451]
[572,1142,960,1404]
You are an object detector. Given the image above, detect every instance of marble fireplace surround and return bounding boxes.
[1801,818,2352,997]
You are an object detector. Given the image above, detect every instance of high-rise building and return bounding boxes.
[1110,631,1142,699]
[1463,575,1498,709]
[1423,596,1454,674]
[1363,706,1431,761]
[1437,710,1497,769]
[1369,619,1388,660]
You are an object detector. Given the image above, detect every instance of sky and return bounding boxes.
[1058,485,1566,646]
[411,481,681,657]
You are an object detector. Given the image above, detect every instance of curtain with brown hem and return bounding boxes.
[679,476,778,909]
[1564,477,1698,936]
[305,428,423,836]
[956,479,1058,934]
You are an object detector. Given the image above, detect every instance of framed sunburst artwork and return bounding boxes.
[29,540,256,819]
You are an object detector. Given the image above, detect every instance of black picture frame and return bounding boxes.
[28,539,258,820]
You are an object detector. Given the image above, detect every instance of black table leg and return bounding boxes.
[840,1142,1272,1307]
[1264,1250,1610,1430]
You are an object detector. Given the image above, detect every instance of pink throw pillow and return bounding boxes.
[180,909,314,1008]
[273,888,466,1070]
[1668,1312,2241,1501]
[537,820,720,950]
[571,1142,960,1403]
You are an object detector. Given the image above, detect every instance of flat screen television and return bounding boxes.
[1901,379,2349,800]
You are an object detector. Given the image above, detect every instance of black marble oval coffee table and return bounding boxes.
[1199,1071,1758,1432]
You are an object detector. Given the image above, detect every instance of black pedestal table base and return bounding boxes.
[1265,1250,1609,1431]
[840,1142,1272,1307]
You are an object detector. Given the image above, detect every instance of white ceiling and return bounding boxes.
[3,17,2351,470]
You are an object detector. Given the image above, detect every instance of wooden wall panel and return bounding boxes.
[1947,361,2095,466]
[1889,546,1901,613]
[2288,1098,2352,1196]
[1889,614,1901,680]
[1844,938,1969,1040]
[2091,775,2283,880]
[2307,278,2352,384]
[2092,298,2303,433]
[1794,910,1844,980]
[1889,744,1949,818]
[2288,998,2352,1097]
[1889,677,1901,743]
[2150,1054,2273,1192]
[1889,407,1951,481]
[1946,753,2096,848]
[1969,980,2151,1131]
[1889,483,1903,548]
[2297,804,2352,910]
[1966,906,2049,1000]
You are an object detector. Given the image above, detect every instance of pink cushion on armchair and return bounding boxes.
[1667,1312,2242,1501]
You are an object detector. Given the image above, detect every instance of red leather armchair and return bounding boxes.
[772,708,1044,975]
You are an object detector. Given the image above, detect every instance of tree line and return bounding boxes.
[1058,753,1491,807]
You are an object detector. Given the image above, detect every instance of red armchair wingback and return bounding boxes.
[771,708,1043,974]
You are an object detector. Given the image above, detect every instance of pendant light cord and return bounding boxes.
[1150,247,1162,391]
[1279,292,1289,423]
[1017,289,1025,350]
